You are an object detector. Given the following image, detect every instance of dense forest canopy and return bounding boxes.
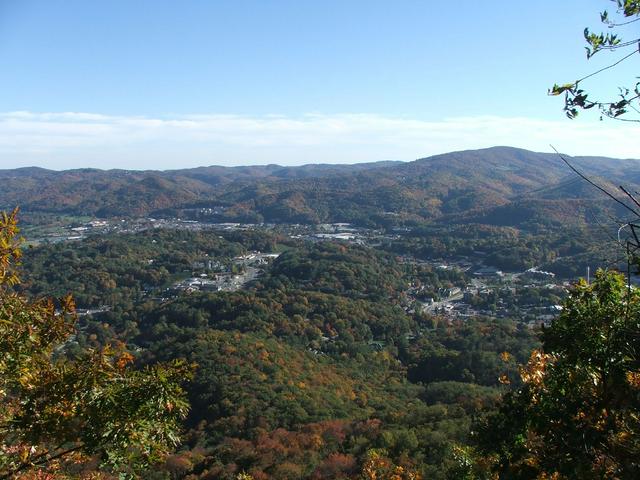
[5,140,639,478]
[11,222,549,478]
[4,0,640,476]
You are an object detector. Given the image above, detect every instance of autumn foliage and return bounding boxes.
[0,209,192,479]
[474,270,640,479]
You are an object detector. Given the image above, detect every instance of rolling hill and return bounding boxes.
[2,146,638,228]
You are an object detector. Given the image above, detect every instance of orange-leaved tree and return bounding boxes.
[466,270,640,479]
[0,208,192,479]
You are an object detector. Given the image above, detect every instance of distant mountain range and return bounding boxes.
[2,146,638,228]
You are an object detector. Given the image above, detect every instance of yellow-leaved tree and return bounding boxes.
[459,270,640,479]
[0,208,192,479]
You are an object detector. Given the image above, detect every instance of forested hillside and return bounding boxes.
[2,147,638,229]
[6,146,638,478]
[17,227,543,478]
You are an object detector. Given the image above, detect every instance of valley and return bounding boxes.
[5,2,640,477]
[5,146,638,478]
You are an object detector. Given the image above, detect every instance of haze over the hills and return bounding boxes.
[2,1,638,169]
[3,112,640,170]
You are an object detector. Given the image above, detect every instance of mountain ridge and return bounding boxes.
[2,146,638,228]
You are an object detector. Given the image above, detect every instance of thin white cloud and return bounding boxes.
[0,111,638,170]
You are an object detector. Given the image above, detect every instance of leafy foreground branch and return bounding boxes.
[549,0,640,121]
[462,269,640,479]
[0,209,192,479]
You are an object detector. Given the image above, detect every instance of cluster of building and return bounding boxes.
[171,251,280,293]
[33,216,572,329]
[402,255,568,327]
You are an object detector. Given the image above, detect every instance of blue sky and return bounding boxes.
[0,0,638,169]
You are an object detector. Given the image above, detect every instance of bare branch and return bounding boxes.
[550,145,640,218]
